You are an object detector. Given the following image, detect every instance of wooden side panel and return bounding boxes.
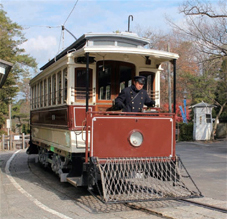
[31,107,68,127]
[31,105,94,130]
[91,115,175,158]
[68,106,93,129]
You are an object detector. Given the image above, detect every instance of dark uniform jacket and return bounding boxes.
[115,84,155,112]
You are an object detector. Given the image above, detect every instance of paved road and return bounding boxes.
[176,139,227,201]
[0,139,226,219]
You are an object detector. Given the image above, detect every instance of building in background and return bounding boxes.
[190,101,215,140]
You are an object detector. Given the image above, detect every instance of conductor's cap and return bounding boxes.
[134,76,146,85]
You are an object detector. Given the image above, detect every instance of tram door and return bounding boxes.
[96,61,135,111]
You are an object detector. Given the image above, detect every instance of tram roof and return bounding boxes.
[40,32,179,71]
[40,32,150,71]
[78,46,179,61]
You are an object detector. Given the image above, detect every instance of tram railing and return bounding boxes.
[71,87,93,100]
[31,88,67,109]
[148,90,159,99]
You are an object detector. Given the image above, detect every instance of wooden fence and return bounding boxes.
[0,134,30,151]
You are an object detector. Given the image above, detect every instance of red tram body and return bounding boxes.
[27,32,201,203]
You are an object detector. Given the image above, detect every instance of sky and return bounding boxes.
[1,0,186,70]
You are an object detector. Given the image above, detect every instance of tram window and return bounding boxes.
[75,68,92,100]
[100,87,104,99]
[40,81,43,107]
[120,82,125,92]
[98,65,111,100]
[33,86,36,108]
[139,72,155,99]
[30,87,32,109]
[119,65,132,92]
[63,68,67,102]
[52,74,56,105]
[93,40,115,46]
[36,84,39,108]
[117,42,137,47]
[44,79,47,106]
[57,71,61,104]
[48,76,51,105]
[34,85,36,108]
[106,85,111,100]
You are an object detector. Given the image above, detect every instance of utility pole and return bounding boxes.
[9,101,11,133]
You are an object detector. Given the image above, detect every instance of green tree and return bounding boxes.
[0,5,37,131]
[211,57,227,139]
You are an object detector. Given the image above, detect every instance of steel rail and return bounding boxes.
[124,203,175,219]
[179,199,227,214]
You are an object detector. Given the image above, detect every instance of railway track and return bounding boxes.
[179,198,227,214]
[124,202,176,219]
[28,154,227,219]
[125,198,227,219]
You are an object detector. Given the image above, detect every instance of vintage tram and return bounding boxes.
[27,32,201,203]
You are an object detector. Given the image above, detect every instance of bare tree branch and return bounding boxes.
[180,0,227,18]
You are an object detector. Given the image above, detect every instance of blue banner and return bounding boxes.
[179,103,188,124]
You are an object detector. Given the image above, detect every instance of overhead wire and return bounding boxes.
[22,25,61,30]
[56,0,79,57]
[21,1,79,61]
[63,0,79,26]
[57,29,64,56]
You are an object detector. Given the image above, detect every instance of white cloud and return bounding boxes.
[23,35,57,51]
[2,0,185,69]
[21,35,58,69]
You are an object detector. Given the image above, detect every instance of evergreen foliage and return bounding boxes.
[0,6,37,131]
[178,123,193,141]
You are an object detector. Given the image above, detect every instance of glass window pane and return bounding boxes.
[48,77,51,105]
[206,114,211,123]
[139,72,155,99]
[106,85,111,100]
[40,81,43,107]
[119,65,132,92]
[118,42,136,47]
[33,86,36,108]
[94,41,115,46]
[57,71,61,104]
[63,68,67,102]
[98,65,111,100]
[44,79,47,106]
[36,84,39,108]
[75,68,92,100]
[52,74,56,105]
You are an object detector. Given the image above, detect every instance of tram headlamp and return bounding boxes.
[129,131,143,147]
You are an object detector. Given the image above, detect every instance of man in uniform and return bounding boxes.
[114,76,155,112]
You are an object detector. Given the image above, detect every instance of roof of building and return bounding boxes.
[189,101,216,108]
